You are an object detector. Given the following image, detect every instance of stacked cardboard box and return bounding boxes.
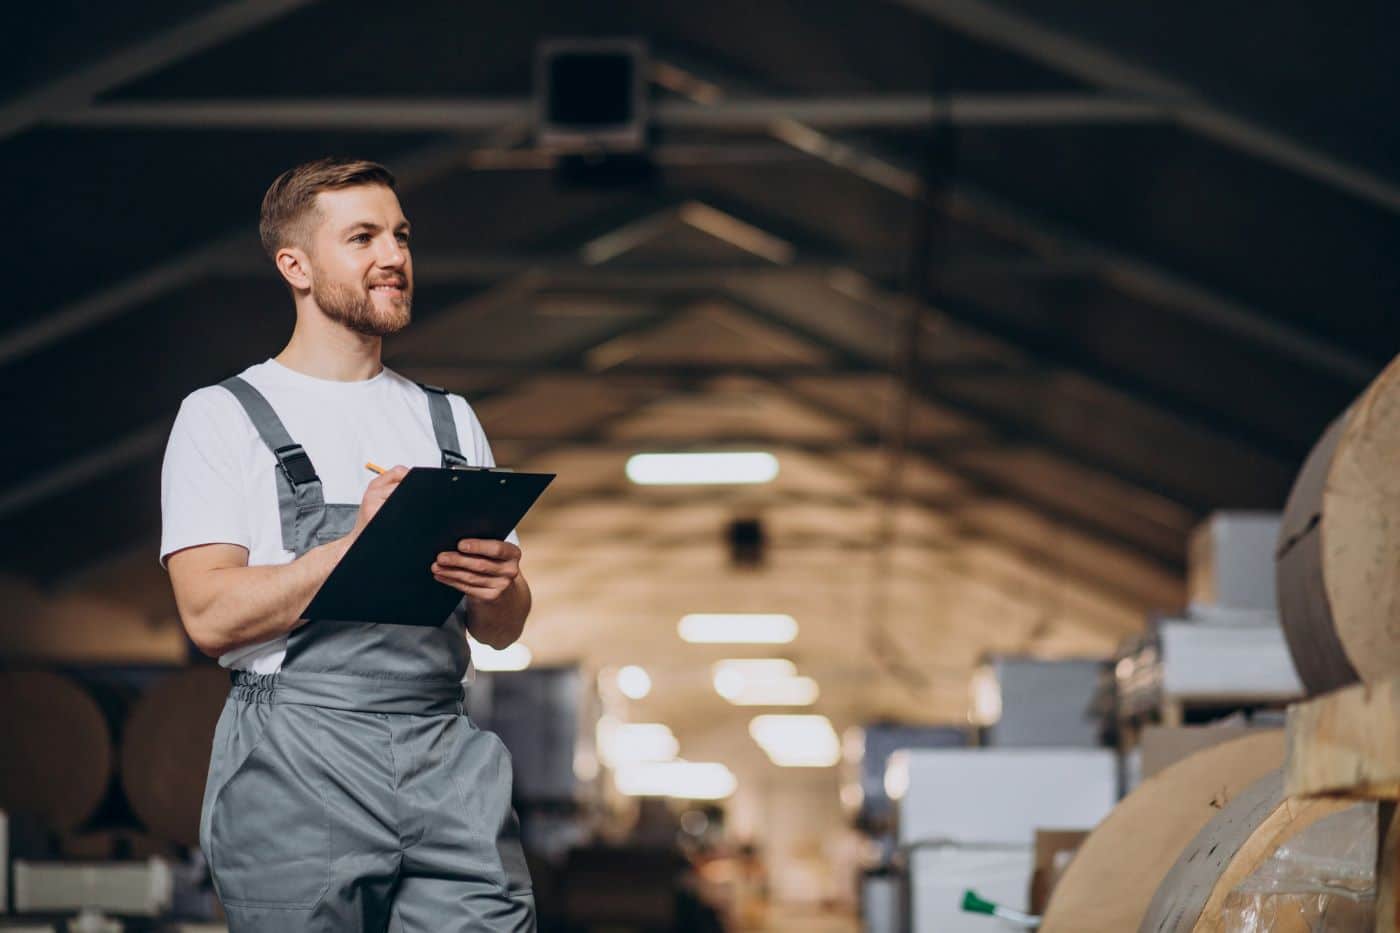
[893,749,1117,932]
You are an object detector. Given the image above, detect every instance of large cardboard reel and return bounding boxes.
[1041,731,1285,932]
[120,666,228,847]
[1140,770,1356,932]
[1277,352,1400,694]
[0,670,113,832]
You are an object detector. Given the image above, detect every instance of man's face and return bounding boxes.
[304,184,413,338]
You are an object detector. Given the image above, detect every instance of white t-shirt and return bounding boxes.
[159,358,516,674]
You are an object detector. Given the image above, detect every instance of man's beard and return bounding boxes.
[312,277,412,338]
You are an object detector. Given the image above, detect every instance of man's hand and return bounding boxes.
[353,465,410,538]
[432,538,521,604]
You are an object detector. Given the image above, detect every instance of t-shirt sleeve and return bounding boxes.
[450,394,520,547]
[159,389,253,567]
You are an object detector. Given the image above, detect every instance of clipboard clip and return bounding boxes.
[441,448,513,473]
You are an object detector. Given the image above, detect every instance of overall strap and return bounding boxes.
[418,383,471,469]
[220,376,326,550]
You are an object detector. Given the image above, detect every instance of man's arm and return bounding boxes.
[167,538,351,658]
[166,465,410,658]
[433,539,532,649]
[466,572,532,649]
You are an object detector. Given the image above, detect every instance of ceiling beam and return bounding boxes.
[716,289,1206,517]
[754,368,1184,572]
[653,53,1377,388]
[212,248,1088,284]
[1,0,315,141]
[526,451,1159,616]
[54,93,1169,132]
[0,234,248,367]
[0,213,753,530]
[530,425,1166,616]
[2,180,1171,595]
[529,484,966,519]
[527,529,1156,645]
[392,358,1009,384]
[453,117,1375,389]
[464,141,808,171]
[494,433,996,459]
[419,294,714,402]
[891,0,1400,215]
[834,267,1311,461]
[447,284,1181,585]
[0,128,527,368]
[531,527,958,556]
[495,431,996,462]
[533,191,1320,463]
[355,244,1325,464]
[0,420,171,520]
[0,257,543,525]
[420,305,1164,588]
[945,185,1377,388]
[390,232,1208,539]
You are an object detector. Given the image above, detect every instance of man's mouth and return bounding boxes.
[369,282,406,295]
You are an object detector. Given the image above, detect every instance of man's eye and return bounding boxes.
[351,233,370,244]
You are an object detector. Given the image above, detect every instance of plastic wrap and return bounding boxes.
[1221,802,1376,932]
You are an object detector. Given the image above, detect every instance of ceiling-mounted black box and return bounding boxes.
[536,38,648,154]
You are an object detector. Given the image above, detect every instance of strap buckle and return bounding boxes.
[441,449,471,469]
[273,444,319,486]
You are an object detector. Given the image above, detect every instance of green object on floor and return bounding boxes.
[960,889,1041,928]
[962,890,998,915]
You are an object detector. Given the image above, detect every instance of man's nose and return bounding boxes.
[375,236,406,268]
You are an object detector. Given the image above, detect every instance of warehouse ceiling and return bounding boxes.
[4,0,1396,726]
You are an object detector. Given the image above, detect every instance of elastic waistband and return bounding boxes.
[230,670,464,715]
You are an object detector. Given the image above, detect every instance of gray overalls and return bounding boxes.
[197,377,535,932]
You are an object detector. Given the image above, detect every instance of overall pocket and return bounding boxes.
[455,721,534,897]
[208,705,331,909]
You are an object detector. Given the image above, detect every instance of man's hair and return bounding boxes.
[259,157,397,259]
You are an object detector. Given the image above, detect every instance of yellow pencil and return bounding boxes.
[365,461,386,475]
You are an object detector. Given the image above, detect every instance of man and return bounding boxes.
[160,157,535,931]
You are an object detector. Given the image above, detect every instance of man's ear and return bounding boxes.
[275,246,313,291]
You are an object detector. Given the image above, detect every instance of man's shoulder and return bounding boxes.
[445,390,485,434]
[175,363,271,425]
[381,369,482,424]
[379,364,427,395]
[380,366,458,402]
[179,382,243,418]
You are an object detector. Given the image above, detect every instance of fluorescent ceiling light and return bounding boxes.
[596,717,678,768]
[617,665,652,700]
[719,675,819,707]
[749,714,841,768]
[679,613,797,644]
[711,658,817,707]
[712,659,799,700]
[470,638,531,672]
[713,658,798,681]
[613,760,737,800]
[626,452,779,486]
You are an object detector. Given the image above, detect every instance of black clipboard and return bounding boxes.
[302,467,554,626]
